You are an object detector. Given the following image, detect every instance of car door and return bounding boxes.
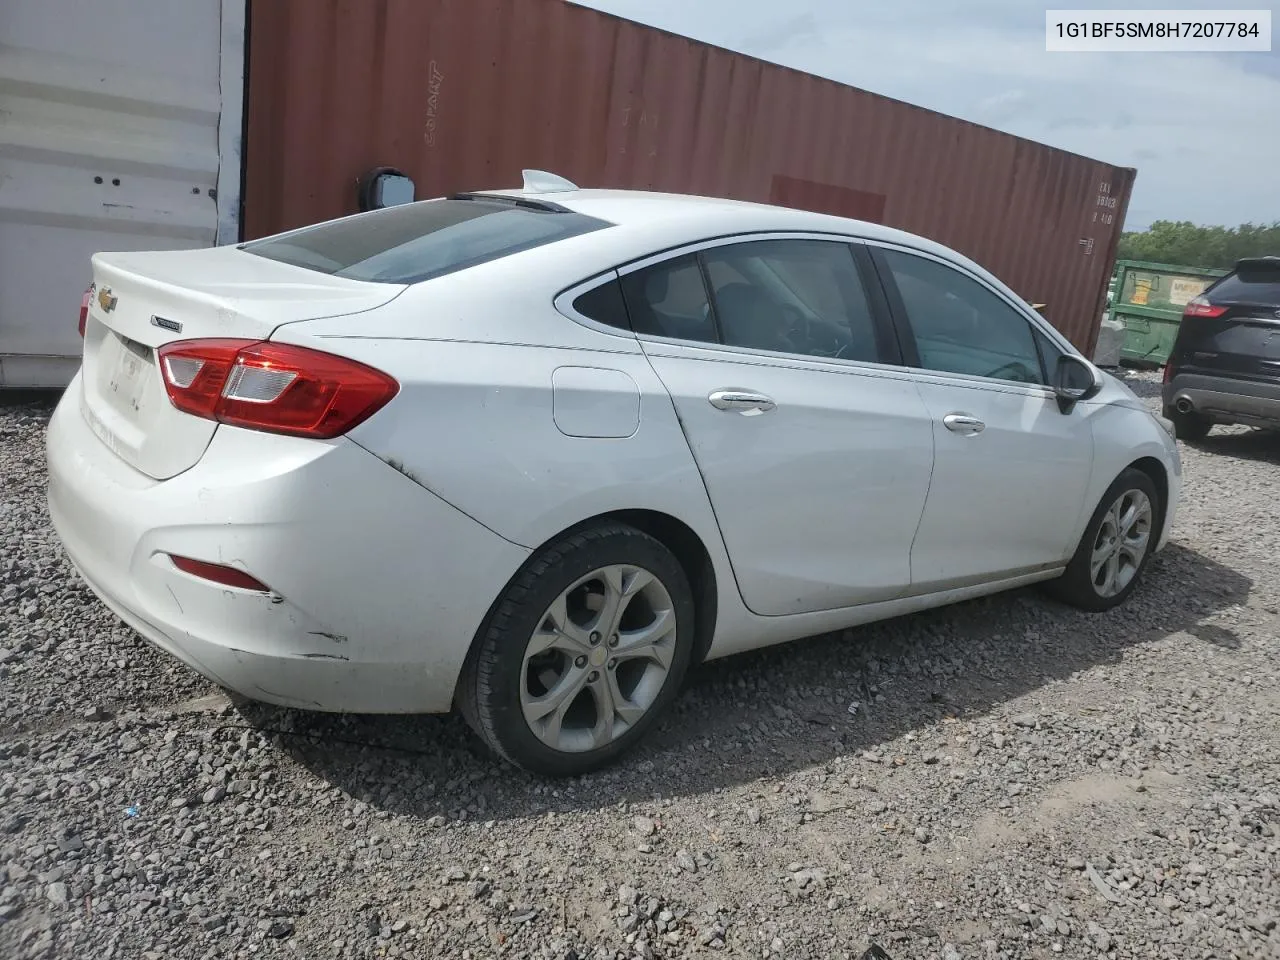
[870,245,1095,592]
[614,235,936,617]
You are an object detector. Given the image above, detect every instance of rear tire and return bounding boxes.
[1046,468,1160,612]
[1169,410,1210,442]
[457,523,695,777]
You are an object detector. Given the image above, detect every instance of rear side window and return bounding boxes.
[1208,262,1280,303]
[572,279,631,331]
[701,239,884,362]
[242,198,611,284]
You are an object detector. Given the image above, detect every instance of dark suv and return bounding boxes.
[1163,256,1280,440]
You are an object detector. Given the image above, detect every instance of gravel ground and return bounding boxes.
[2,371,1278,960]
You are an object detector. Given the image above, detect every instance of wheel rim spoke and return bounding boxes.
[588,566,654,638]
[606,670,648,727]
[1099,552,1119,596]
[588,678,617,749]
[613,607,676,669]
[522,666,588,742]
[1090,537,1113,576]
[527,594,593,656]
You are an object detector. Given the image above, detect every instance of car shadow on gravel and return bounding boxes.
[1185,429,1280,464]
[232,539,1253,820]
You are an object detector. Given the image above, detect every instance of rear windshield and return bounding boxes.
[1209,262,1280,303]
[241,198,611,284]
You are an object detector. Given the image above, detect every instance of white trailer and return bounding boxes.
[0,0,244,388]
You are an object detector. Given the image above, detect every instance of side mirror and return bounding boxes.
[1053,354,1102,413]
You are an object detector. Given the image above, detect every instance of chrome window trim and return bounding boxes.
[554,229,1077,396]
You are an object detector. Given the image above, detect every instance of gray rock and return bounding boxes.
[201,785,226,805]
[675,850,697,873]
[633,816,656,837]
[46,882,68,905]
[2,380,1279,960]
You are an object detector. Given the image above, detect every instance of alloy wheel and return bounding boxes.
[520,564,677,753]
[1090,488,1153,598]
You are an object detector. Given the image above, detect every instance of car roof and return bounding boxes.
[450,186,1054,342]
[477,187,972,269]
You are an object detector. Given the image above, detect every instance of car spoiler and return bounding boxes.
[1235,256,1280,276]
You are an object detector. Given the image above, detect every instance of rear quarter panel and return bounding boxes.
[276,331,745,633]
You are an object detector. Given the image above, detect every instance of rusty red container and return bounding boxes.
[242,0,1134,352]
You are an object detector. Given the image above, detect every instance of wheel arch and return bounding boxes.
[1126,455,1169,534]
[453,508,720,706]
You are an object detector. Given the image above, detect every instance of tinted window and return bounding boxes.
[619,255,717,343]
[572,279,631,331]
[1208,264,1280,304]
[242,198,610,284]
[701,240,883,361]
[882,250,1045,384]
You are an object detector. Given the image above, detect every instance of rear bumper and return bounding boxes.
[46,373,530,713]
[1163,373,1280,427]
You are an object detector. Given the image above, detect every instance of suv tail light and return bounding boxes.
[1183,296,1227,319]
[157,339,398,439]
[1163,362,1174,384]
[78,285,94,337]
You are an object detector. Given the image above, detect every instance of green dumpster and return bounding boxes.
[1113,260,1228,367]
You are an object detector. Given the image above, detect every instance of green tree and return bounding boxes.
[1117,221,1280,269]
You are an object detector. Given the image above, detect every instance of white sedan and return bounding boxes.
[46,172,1181,776]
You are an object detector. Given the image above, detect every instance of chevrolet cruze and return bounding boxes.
[46,172,1181,775]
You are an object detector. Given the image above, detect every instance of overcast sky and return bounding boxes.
[574,0,1279,231]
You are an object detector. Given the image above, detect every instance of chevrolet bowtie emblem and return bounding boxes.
[98,287,118,313]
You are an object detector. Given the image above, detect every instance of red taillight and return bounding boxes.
[169,555,271,592]
[156,339,398,439]
[1183,296,1227,319]
[79,285,94,338]
[1163,362,1174,383]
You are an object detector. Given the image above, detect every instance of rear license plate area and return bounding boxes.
[103,332,156,414]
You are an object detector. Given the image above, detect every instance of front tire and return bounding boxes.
[457,523,695,776]
[1047,468,1160,612]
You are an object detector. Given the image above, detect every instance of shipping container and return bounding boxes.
[242,0,1135,353]
[0,0,244,388]
[1112,259,1229,367]
[0,0,1136,388]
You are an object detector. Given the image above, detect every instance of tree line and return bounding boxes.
[1116,221,1280,269]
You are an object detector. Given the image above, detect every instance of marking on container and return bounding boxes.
[424,61,445,146]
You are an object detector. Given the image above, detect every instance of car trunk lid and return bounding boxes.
[79,246,406,480]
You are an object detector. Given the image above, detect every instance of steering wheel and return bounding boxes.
[775,303,809,351]
[987,360,1034,382]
